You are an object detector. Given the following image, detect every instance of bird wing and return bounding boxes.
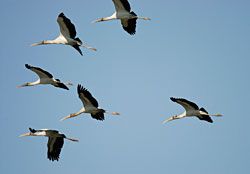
[121,13,137,35]
[71,45,83,56]
[197,115,213,123]
[112,0,131,12]
[91,111,105,121]
[47,137,64,161]
[170,97,199,111]
[54,82,69,90]
[25,64,53,79]
[77,84,99,108]
[57,13,77,39]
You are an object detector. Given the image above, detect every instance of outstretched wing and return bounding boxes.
[25,64,53,79]
[91,111,105,121]
[112,0,131,12]
[197,115,213,123]
[77,84,99,108]
[47,137,64,161]
[54,82,69,90]
[57,13,77,39]
[170,97,199,111]
[121,12,137,35]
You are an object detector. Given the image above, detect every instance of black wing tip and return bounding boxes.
[170,97,177,102]
[48,155,59,161]
[29,127,36,133]
[58,12,64,17]
[25,64,31,69]
[77,84,87,93]
[200,107,208,114]
[130,11,137,16]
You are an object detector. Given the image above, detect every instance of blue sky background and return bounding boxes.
[1,0,250,173]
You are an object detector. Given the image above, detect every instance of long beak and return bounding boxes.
[16,83,28,88]
[60,114,76,121]
[31,41,44,46]
[19,132,31,137]
[162,116,175,124]
[91,18,103,23]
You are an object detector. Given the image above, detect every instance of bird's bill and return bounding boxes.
[60,114,76,121]
[91,18,104,23]
[31,41,44,46]
[16,83,28,88]
[162,116,175,124]
[19,132,31,137]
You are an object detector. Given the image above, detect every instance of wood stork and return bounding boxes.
[19,128,78,161]
[93,0,150,35]
[60,84,120,121]
[31,12,97,55]
[162,97,223,124]
[17,64,72,90]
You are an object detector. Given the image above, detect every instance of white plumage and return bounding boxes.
[17,64,71,90]
[19,128,78,161]
[32,12,96,55]
[61,84,120,121]
[93,0,150,35]
[162,97,222,124]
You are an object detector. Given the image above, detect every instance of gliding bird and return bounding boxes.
[17,64,71,90]
[32,12,97,55]
[93,0,150,35]
[162,97,223,124]
[61,84,120,121]
[19,128,78,161]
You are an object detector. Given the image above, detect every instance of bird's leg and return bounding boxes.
[136,16,151,20]
[65,137,79,142]
[210,113,223,117]
[162,115,183,124]
[105,110,120,116]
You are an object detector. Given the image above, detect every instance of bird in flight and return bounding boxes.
[61,84,120,121]
[17,64,72,90]
[162,97,223,124]
[19,128,78,161]
[32,12,97,55]
[93,0,150,35]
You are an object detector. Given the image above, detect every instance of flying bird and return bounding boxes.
[61,84,120,121]
[31,12,97,55]
[93,0,150,35]
[19,128,78,161]
[162,97,223,124]
[17,64,72,90]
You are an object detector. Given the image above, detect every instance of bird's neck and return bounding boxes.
[43,39,61,44]
[104,13,117,21]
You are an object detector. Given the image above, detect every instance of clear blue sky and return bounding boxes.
[1,0,250,173]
